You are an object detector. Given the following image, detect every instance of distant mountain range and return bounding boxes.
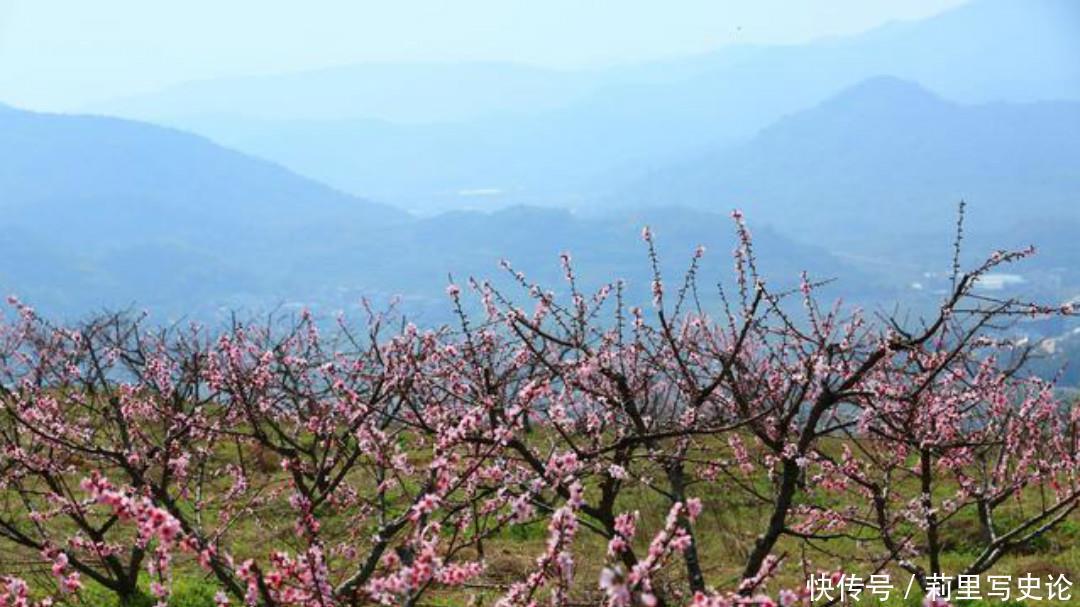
[619,77,1080,246]
[78,0,1080,213]
[91,0,1080,122]
[0,105,404,315]
[0,0,1076,338]
[0,104,864,322]
[86,62,607,124]
[0,103,406,240]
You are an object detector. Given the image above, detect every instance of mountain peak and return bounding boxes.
[751,76,954,142]
[824,76,947,111]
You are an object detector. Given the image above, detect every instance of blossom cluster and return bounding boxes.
[0,212,1076,607]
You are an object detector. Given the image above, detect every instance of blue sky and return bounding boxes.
[0,0,968,110]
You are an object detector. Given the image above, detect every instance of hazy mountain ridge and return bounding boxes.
[619,77,1080,241]
[2,0,1077,333]
[84,62,607,124]
[76,0,1080,213]
[3,81,1076,322]
[0,106,407,314]
[0,106,407,239]
[0,105,868,322]
[90,0,1080,123]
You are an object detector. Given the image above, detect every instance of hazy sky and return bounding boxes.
[0,0,969,110]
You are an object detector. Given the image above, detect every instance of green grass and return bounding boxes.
[69,578,219,607]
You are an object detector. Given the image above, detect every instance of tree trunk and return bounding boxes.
[666,460,706,593]
[741,458,799,585]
